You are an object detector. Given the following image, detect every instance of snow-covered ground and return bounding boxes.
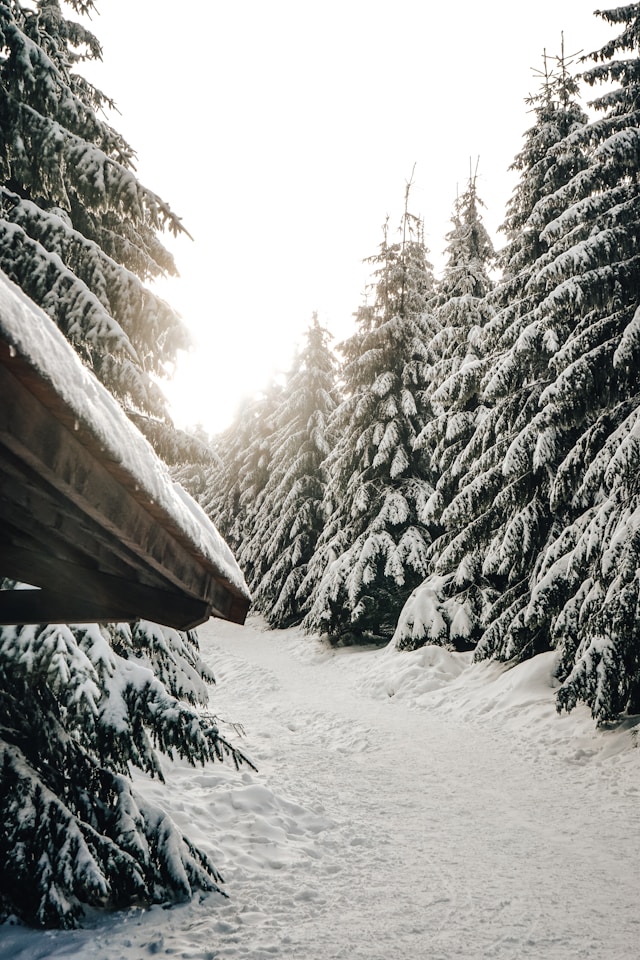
[2,617,639,959]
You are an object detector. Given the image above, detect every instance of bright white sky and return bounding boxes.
[81,1,612,435]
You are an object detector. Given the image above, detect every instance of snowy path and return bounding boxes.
[2,617,639,959]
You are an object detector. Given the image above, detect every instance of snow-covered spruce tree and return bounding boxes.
[301,196,436,643]
[203,381,283,562]
[197,397,263,558]
[0,2,250,927]
[0,0,189,447]
[393,46,589,653]
[463,45,590,662]
[519,4,640,720]
[393,171,496,650]
[417,173,496,528]
[497,41,590,292]
[239,315,339,627]
[0,618,251,928]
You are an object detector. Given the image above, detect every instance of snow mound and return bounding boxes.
[360,643,638,763]
[358,642,470,701]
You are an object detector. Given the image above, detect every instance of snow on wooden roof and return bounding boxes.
[0,270,250,629]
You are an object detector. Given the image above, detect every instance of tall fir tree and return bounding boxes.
[520,4,640,720]
[464,42,591,663]
[394,171,496,649]
[0,1,249,927]
[239,315,339,628]
[418,171,496,522]
[204,381,283,563]
[302,189,437,643]
[0,0,192,454]
[394,45,589,654]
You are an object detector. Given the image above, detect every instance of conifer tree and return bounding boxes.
[302,186,436,642]
[0,0,188,447]
[520,5,640,720]
[393,171,496,649]
[419,170,496,515]
[464,42,591,662]
[171,425,220,501]
[0,1,249,926]
[240,315,339,627]
[204,381,283,563]
[0,617,250,928]
[394,46,589,653]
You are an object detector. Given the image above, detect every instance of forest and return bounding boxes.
[196,13,640,726]
[1,0,640,934]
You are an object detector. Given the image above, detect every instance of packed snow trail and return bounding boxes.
[2,617,638,959]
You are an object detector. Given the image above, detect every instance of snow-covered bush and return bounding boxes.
[0,618,251,927]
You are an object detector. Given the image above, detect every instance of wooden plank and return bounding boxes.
[1,340,248,612]
[0,360,249,623]
[0,449,158,586]
[0,464,240,626]
[0,545,212,629]
[0,589,209,629]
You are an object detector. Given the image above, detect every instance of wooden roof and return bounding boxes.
[0,281,249,631]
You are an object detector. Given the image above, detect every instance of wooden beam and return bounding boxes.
[0,444,174,588]
[0,588,208,629]
[0,544,212,629]
[0,360,249,624]
[0,362,207,592]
